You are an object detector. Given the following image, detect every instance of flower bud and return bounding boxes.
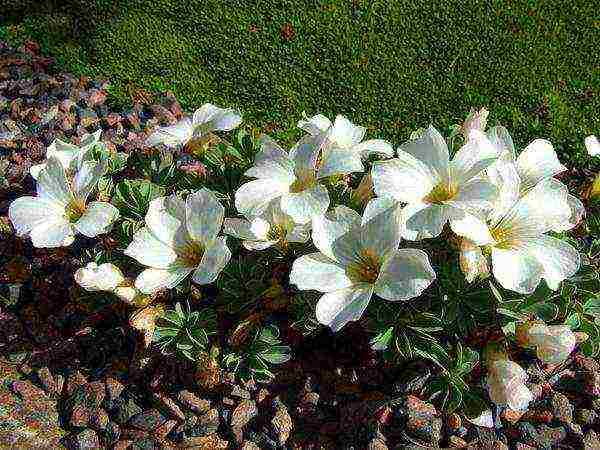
[525,323,577,364]
[486,359,533,412]
[74,262,125,292]
[462,107,489,138]
[585,135,600,157]
[459,238,489,283]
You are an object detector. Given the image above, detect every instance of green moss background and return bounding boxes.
[2,0,599,166]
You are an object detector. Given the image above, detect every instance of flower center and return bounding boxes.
[424,182,457,204]
[65,199,86,223]
[490,227,513,249]
[289,169,316,193]
[178,241,205,267]
[266,224,287,242]
[346,248,381,284]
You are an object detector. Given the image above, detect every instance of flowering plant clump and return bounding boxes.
[6,102,600,418]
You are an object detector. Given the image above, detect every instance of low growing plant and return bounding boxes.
[6,103,600,419]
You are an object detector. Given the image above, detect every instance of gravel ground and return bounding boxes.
[1,40,600,449]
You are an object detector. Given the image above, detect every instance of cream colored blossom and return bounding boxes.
[486,359,533,412]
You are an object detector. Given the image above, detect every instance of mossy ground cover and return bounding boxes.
[2,0,599,168]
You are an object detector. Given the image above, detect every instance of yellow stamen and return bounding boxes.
[346,248,381,284]
[178,241,205,267]
[66,199,86,222]
[424,182,458,204]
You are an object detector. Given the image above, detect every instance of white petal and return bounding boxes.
[135,267,193,294]
[315,284,374,332]
[235,179,289,218]
[487,126,516,161]
[192,103,242,132]
[552,193,585,232]
[124,226,179,269]
[36,156,73,206]
[402,203,450,241]
[524,235,580,291]
[585,135,600,157]
[361,197,403,257]
[496,179,571,238]
[352,139,394,159]
[451,129,499,184]
[185,189,224,245]
[74,262,124,292]
[9,196,64,237]
[399,125,450,183]
[374,249,435,301]
[371,152,437,203]
[223,218,263,241]
[146,118,193,148]
[297,113,332,136]
[317,147,364,179]
[242,240,277,251]
[329,115,366,149]
[530,325,577,364]
[286,223,311,243]
[289,133,326,175]
[74,202,119,237]
[516,139,566,191]
[487,360,533,411]
[29,217,74,248]
[244,135,295,183]
[280,184,330,225]
[459,238,489,283]
[448,178,498,214]
[491,247,543,294]
[289,252,353,293]
[72,161,105,202]
[145,195,188,248]
[46,139,81,172]
[448,209,494,245]
[191,236,231,285]
[29,163,45,180]
[487,161,521,226]
[311,205,361,262]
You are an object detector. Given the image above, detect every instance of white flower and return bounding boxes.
[223,199,310,250]
[483,125,584,231]
[124,188,231,294]
[146,103,242,148]
[459,175,580,294]
[74,262,138,304]
[523,323,577,365]
[235,133,334,224]
[371,126,499,243]
[9,156,119,248]
[289,198,436,331]
[585,135,600,157]
[298,113,394,177]
[75,262,125,291]
[30,130,102,180]
[486,359,533,412]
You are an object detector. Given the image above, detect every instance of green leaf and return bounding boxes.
[565,313,581,330]
[259,345,292,365]
[583,297,600,318]
[371,326,394,351]
[112,179,165,220]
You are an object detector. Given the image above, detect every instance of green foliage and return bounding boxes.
[112,179,165,221]
[223,324,291,383]
[416,341,480,413]
[153,302,217,361]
